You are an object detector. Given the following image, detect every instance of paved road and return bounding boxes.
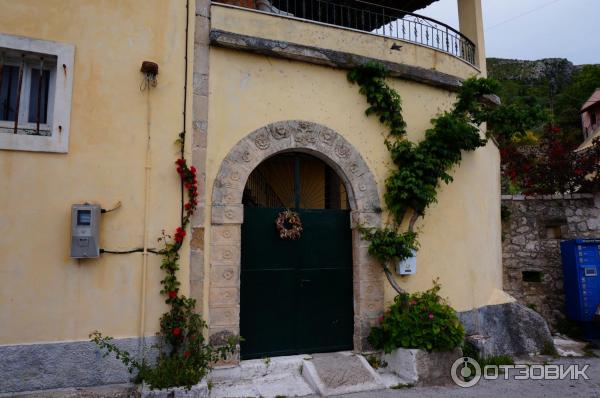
[344,357,600,398]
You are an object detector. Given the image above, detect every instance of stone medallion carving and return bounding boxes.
[229,171,241,182]
[269,124,291,140]
[242,150,252,162]
[294,121,318,144]
[335,141,351,159]
[319,130,336,146]
[222,250,233,260]
[254,130,271,150]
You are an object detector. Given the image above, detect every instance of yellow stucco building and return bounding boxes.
[0,0,522,392]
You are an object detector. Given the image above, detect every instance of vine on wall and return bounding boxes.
[348,62,513,293]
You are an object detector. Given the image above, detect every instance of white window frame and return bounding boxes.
[0,33,74,153]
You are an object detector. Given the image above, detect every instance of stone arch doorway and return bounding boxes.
[209,120,383,360]
[240,152,353,359]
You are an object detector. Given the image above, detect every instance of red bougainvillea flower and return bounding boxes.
[575,168,585,176]
[428,313,435,320]
[168,290,178,299]
[183,351,190,359]
[175,158,185,166]
[190,166,197,174]
[172,327,182,336]
[409,300,417,306]
[378,315,384,323]
[174,227,186,243]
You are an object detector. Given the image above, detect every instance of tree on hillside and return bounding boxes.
[554,65,600,132]
[488,61,600,195]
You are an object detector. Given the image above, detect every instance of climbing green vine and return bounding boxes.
[90,144,238,390]
[348,62,505,293]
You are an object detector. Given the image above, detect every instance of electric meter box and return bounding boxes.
[70,204,101,258]
[396,250,417,275]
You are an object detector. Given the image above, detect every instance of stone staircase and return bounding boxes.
[209,351,403,397]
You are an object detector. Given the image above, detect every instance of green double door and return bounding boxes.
[240,207,354,359]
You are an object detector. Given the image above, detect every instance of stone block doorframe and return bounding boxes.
[208,120,384,361]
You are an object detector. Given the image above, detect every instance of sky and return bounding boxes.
[418,0,600,65]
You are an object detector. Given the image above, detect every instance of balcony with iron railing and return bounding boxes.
[212,0,476,66]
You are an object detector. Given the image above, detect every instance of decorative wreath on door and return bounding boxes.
[275,210,303,240]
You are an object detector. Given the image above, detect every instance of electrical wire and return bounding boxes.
[101,201,122,214]
[101,248,161,255]
[486,0,565,31]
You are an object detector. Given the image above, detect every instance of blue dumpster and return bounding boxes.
[560,239,600,339]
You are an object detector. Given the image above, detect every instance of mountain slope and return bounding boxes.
[487,58,600,138]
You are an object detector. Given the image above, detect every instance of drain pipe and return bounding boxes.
[139,73,154,351]
[138,60,158,350]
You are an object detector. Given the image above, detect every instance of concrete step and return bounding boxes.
[209,352,388,397]
[302,352,387,396]
[209,354,315,398]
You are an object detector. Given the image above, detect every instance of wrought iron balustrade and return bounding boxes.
[213,0,476,65]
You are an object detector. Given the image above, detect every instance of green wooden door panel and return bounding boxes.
[239,269,298,359]
[296,268,354,353]
[240,207,353,359]
[295,209,353,269]
[241,208,301,270]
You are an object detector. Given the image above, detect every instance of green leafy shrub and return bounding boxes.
[541,340,558,357]
[358,227,417,263]
[478,354,515,368]
[91,302,237,390]
[368,282,464,352]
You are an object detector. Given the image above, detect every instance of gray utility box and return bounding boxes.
[70,204,101,258]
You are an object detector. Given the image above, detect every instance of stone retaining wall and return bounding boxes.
[501,193,600,329]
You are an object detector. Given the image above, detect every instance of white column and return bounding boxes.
[458,0,486,75]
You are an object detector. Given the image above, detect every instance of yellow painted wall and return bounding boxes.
[0,0,193,344]
[205,5,508,312]
[0,0,506,349]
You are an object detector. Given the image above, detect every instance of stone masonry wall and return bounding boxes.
[502,194,600,329]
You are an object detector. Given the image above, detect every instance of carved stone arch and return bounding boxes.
[208,120,384,359]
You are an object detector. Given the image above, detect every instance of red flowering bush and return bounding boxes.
[501,126,600,195]
[91,156,238,390]
[174,227,186,243]
[368,281,464,352]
